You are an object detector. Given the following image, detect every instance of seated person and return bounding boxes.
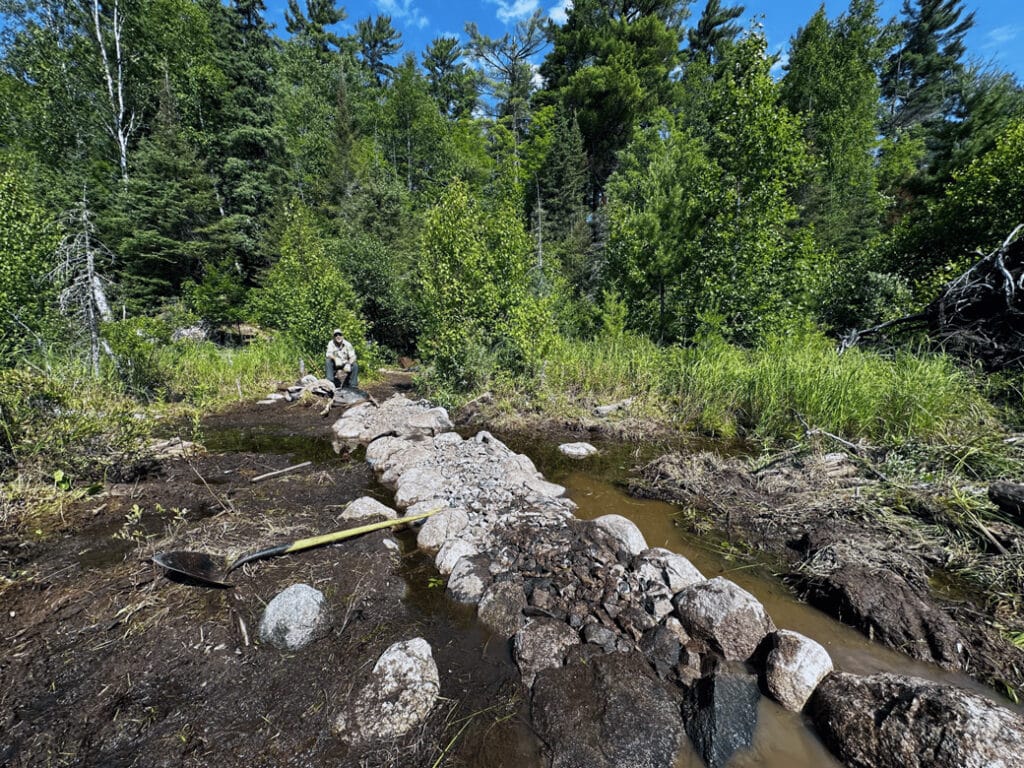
[325,329,358,388]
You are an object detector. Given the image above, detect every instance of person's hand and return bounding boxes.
[343,364,351,372]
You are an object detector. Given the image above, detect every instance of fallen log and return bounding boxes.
[989,481,1024,524]
[841,225,1024,370]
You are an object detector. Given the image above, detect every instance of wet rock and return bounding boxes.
[640,618,690,679]
[514,618,580,688]
[634,548,705,593]
[559,442,598,459]
[478,580,527,637]
[416,507,470,555]
[808,672,1024,768]
[532,651,685,768]
[338,496,397,523]
[334,638,440,745]
[673,577,775,662]
[683,664,760,768]
[764,629,833,712]
[436,539,478,576]
[592,514,648,557]
[258,584,327,651]
[446,556,492,604]
[796,539,965,668]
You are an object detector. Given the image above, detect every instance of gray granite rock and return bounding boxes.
[514,618,580,688]
[559,442,598,459]
[673,577,775,662]
[592,514,648,557]
[258,584,327,651]
[339,496,397,523]
[334,638,440,745]
[764,629,833,711]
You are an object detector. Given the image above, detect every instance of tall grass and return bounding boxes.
[523,331,995,443]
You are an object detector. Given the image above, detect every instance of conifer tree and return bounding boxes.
[356,15,402,86]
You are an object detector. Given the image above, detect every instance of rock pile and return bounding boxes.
[330,394,1024,767]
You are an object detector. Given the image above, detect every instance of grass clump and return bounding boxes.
[502,330,998,446]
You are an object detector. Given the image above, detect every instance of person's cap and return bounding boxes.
[332,329,344,336]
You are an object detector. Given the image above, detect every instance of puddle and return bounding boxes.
[201,426,346,465]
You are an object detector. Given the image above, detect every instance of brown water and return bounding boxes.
[561,468,1016,768]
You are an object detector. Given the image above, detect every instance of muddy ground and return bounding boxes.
[628,449,1024,699]
[4,376,1024,768]
[0,378,539,768]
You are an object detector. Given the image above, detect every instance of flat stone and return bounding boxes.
[436,539,478,576]
[635,548,705,593]
[514,618,580,688]
[559,442,598,459]
[338,496,398,523]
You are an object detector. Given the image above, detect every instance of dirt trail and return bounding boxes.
[0,375,537,768]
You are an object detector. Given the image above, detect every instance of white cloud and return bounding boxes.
[487,0,539,25]
[984,25,1022,48]
[549,0,572,25]
[375,0,429,30]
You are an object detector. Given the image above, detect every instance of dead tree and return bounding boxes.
[51,201,116,376]
[840,225,1024,370]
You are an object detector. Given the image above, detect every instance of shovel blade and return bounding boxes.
[152,551,234,588]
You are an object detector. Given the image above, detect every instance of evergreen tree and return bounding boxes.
[285,0,345,52]
[422,36,479,119]
[116,87,220,306]
[687,0,745,63]
[355,15,402,86]
[882,0,974,133]
[781,0,886,256]
[539,0,688,204]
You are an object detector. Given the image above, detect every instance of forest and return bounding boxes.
[1,0,1023,464]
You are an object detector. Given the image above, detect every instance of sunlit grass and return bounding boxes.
[506,330,1000,446]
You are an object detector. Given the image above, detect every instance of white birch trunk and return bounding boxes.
[91,0,134,184]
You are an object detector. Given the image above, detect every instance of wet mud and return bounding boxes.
[1,382,536,768]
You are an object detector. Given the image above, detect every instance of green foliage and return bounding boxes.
[417,180,555,386]
[101,316,173,396]
[893,118,1024,289]
[609,35,813,343]
[0,165,57,363]
[0,366,151,482]
[247,202,366,359]
[540,0,686,198]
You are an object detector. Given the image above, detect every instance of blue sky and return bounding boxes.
[263,0,1024,82]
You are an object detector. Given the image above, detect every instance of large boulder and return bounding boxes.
[531,652,685,768]
[258,584,328,651]
[514,618,580,688]
[416,507,470,555]
[808,672,1024,768]
[334,638,440,745]
[673,577,775,662]
[682,664,761,768]
[764,629,833,712]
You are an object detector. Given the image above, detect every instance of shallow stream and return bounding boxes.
[187,422,1006,767]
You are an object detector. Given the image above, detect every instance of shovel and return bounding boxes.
[152,507,440,588]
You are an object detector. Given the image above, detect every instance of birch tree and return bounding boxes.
[87,0,136,184]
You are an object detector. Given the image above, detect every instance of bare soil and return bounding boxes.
[0,376,538,768]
